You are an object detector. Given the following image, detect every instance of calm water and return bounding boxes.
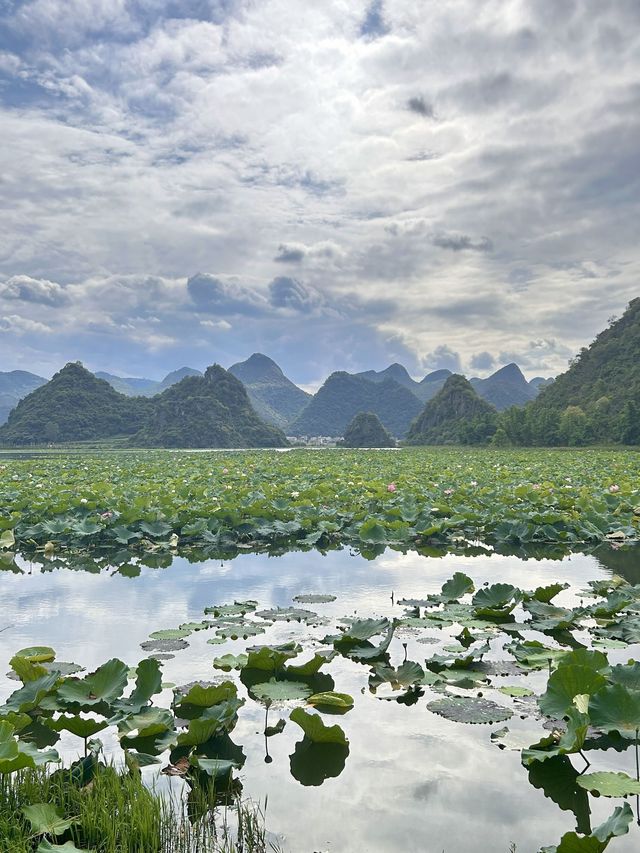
[1,545,639,853]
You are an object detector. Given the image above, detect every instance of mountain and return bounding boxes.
[0,362,151,445]
[97,367,202,397]
[289,372,423,438]
[157,367,203,392]
[339,412,396,447]
[500,298,640,445]
[228,353,310,429]
[95,372,158,397]
[417,369,453,402]
[471,363,538,410]
[132,364,287,448]
[529,376,554,392]
[405,374,497,445]
[0,370,47,424]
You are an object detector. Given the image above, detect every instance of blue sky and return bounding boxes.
[0,0,638,387]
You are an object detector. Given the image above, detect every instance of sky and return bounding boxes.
[0,0,639,388]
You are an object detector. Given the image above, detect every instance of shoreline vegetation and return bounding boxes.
[0,448,638,560]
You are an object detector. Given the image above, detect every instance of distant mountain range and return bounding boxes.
[406,375,497,445]
[228,353,311,429]
[0,357,552,438]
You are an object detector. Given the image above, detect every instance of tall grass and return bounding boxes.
[0,766,281,853]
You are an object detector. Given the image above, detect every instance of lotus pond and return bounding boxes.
[1,449,640,852]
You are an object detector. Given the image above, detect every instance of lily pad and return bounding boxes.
[148,629,191,640]
[212,653,249,671]
[576,771,640,797]
[22,803,77,836]
[307,692,354,711]
[253,680,313,702]
[427,696,513,725]
[140,639,189,653]
[293,594,337,604]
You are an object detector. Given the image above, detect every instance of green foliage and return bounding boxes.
[500,298,640,446]
[228,353,311,429]
[132,365,287,448]
[405,375,498,445]
[289,371,423,438]
[0,363,151,446]
[338,412,396,448]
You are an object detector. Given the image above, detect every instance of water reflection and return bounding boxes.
[1,544,640,852]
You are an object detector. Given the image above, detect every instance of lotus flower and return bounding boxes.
[609,484,620,493]
[387,483,397,493]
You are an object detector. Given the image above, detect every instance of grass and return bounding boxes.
[0,765,280,853]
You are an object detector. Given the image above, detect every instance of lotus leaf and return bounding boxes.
[497,685,535,697]
[176,699,243,746]
[333,618,390,642]
[254,606,318,623]
[148,629,191,640]
[37,842,95,853]
[427,696,513,724]
[289,708,348,745]
[285,650,336,677]
[527,583,569,603]
[174,681,237,708]
[506,641,571,670]
[307,692,354,711]
[117,707,174,740]
[608,661,640,691]
[576,771,640,796]
[538,666,607,718]
[369,661,425,691]
[293,594,337,604]
[589,684,640,732]
[440,572,475,601]
[522,708,590,765]
[215,623,266,640]
[56,658,129,708]
[190,755,237,781]
[213,653,249,671]
[472,583,521,615]
[48,715,107,739]
[244,643,302,673]
[3,672,60,713]
[253,679,313,702]
[140,639,189,653]
[16,646,56,664]
[204,601,257,617]
[22,803,77,836]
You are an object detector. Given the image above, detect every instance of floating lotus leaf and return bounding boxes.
[307,692,354,711]
[289,708,348,745]
[427,696,513,724]
[538,666,607,718]
[523,601,578,631]
[293,594,337,604]
[56,659,129,708]
[22,803,77,836]
[576,771,640,797]
[140,639,189,653]
[179,621,215,632]
[253,679,313,702]
[589,684,640,733]
[255,606,318,623]
[491,726,546,751]
[212,653,249,671]
[497,685,535,697]
[333,618,390,643]
[204,601,257,617]
[148,629,191,640]
[215,623,266,640]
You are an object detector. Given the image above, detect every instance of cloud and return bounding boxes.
[421,345,461,373]
[0,314,52,335]
[470,351,496,372]
[407,96,434,118]
[268,276,318,312]
[0,0,639,382]
[274,244,306,263]
[186,274,267,316]
[431,233,493,253]
[0,275,67,305]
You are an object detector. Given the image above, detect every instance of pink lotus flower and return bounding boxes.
[444,488,454,496]
[222,468,229,474]
[609,484,620,493]
[387,483,397,493]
